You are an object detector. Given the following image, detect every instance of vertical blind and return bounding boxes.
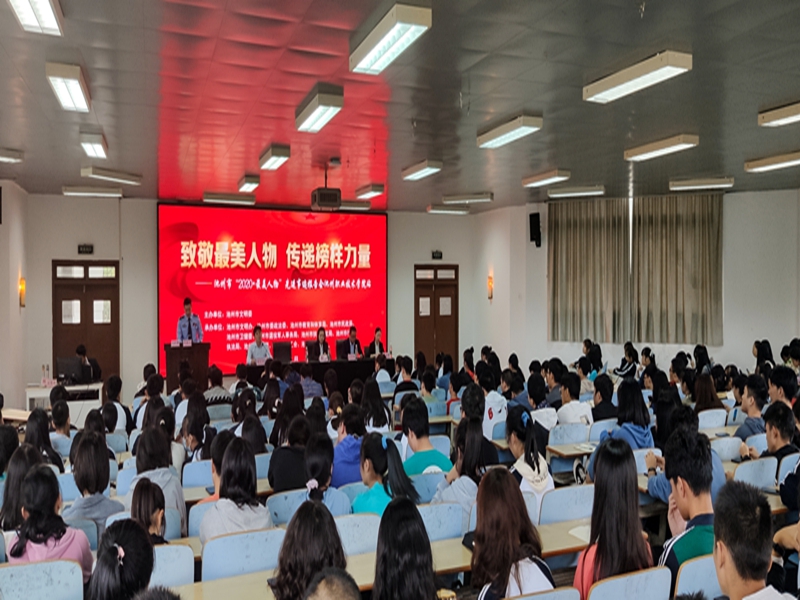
[549,193,723,345]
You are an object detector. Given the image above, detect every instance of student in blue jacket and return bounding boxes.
[587,378,653,481]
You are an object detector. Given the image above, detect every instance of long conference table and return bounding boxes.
[172,518,592,599]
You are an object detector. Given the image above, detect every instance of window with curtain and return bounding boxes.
[548,193,723,345]
[548,197,631,343]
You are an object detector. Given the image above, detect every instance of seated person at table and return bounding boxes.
[227,364,253,395]
[544,359,564,408]
[446,372,464,413]
[734,375,768,441]
[200,437,273,544]
[393,392,417,460]
[344,326,363,359]
[366,327,385,358]
[24,408,63,472]
[0,444,44,531]
[84,408,117,461]
[293,433,351,517]
[62,432,124,537]
[182,408,216,462]
[657,427,715,596]
[458,383,500,467]
[769,365,797,407]
[480,371,507,440]
[326,392,345,440]
[694,374,727,414]
[197,429,235,506]
[125,427,186,536]
[204,365,232,405]
[577,356,595,396]
[394,356,419,400]
[131,477,168,545]
[270,384,304,448]
[105,375,135,434]
[557,372,593,425]
[8,465,93,583]
[590,375,617,423]
[231,388,258,436]
[87,519,153,600]
[526,372,548,411]
[374,354,392,383]
[241,414,268,454]
[246,325,271,365]
[134,373,165,429]
[309,327,330,362]
[322,368,338,400]
[402,398,453,476]
[348,378,364,406]
[645,405,726,504]
[353,433,419,516]
[300,364,324,398]
[258,379,281,419]
[506,405,554,517]
[432,418,484,532]
[585,378,653,482]
[305,568,361,600]
[714,481,794,600]
[437,354,454,391]
[268,415,310,493]
[49,383,70,408]
[418,371,437,404]
[373,498,437,600]
[0,424,19,480]
[573,439,652,600]
[740,401,799,481]
[270,501,347,600]
[472,469,555,599]
[363,380,392,434]
[49,400,74,451]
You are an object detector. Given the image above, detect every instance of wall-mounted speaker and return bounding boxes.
[529,212,541,247]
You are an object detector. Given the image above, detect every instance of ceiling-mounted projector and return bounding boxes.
[311,187,341,211]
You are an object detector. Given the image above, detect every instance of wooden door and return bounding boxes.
[413,265,459,365]
[52,261,120,379]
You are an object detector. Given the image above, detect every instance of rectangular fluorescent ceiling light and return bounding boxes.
[350,3,432,75]
[259,144,290,170]
[355,184,384,199]
[340,200,372,211]
[547,185,605,199]
[81,166,141,186]
[441,192,493,205]
[238,175,259,193]
[402,159,442,181]
[427,205,469,215]
[523,169,571,188]
[0,149,24,164]
[296,84,343,133]
[80,133,107,159]
[584,50,692,104]
[62,186,122,198]
[669,177,734,191]
[477,115,543,149]
[759,101,800,128]
[745,150,800,173]
[7,0,63,35]
[46,62,90,112]
[203,192,256,206]
[624,134,698,162]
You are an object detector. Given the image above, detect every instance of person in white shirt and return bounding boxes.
[479,372,507,441]
[228,364,253,395]
[246,325,272,365]
[374,354,391,383]
[556,373,593,425]
[713,481,795,600]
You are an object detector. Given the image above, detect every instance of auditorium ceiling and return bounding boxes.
[1,0,800,211]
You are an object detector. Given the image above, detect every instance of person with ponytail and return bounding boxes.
[124,427,186,536]
[506,405,554,520]
[8,464,93,582]
[294,433,351,518]
[231,388,258,435]
[182,408,216,462]
[199,437,272,544]
[352,433,419,516]
[432,417,485,532]
[87,519,154,600]
[131,477,167,545]
[326,391,345,441]
[24,408,64,472]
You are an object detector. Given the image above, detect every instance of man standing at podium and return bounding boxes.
[176,297,203,343]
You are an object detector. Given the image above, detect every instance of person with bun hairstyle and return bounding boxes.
[326,391,345,440]
[8,464,93,582]
[199,437,272,544]
[290,433,351,518]
[506,405,554,521]
[86,519,154,600]
[432,417,485,532]
[352,433,419,516]
[331,404,365,488]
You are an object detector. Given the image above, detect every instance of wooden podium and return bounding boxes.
[163,343,210,393]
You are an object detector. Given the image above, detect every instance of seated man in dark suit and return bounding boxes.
[343,326,362,359]
[365,327,385,358]
[308,327,330,361]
